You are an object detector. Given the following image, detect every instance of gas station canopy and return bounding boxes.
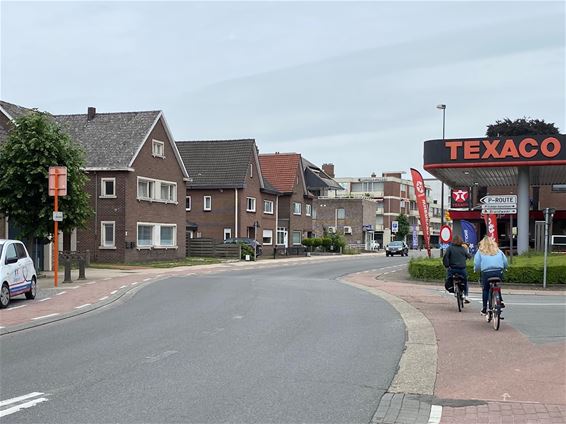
[423,135,566,186]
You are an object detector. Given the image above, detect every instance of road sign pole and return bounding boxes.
[509,213,513,264]
[53,170,59,288]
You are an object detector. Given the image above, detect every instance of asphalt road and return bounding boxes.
[0,255,410,423]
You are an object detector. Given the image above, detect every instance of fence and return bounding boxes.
[187,238,241,259]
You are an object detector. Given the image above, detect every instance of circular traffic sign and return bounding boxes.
[440,225,452,243]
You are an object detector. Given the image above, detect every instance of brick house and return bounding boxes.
[176,139,280,255]
[55,107,190,263]
[258,153,314,248]
[0,101,190,264]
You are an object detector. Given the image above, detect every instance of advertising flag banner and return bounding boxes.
[412,224,418,249]
[410,168,431,257]
[461,220,478,254]
[484,213,499,242]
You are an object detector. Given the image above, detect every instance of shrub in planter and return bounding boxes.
[239,243,255,260]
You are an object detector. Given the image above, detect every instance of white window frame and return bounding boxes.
[305,204,312,217]
[186,195,191,211]
[152,139,165,158]
[137,177,177,204]
[100,221,116,249]
[292,230,302,245]
[204,196,212,211]
[246,197,256,212]
[264,200,274,215]
[262,229,273,245]
[100,178,116,198]
[137,222,178,249]
[293,202,302,215]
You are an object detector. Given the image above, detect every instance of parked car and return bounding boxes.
[385,241,409,257]
[0,239,38,308]
[223,238,263,256]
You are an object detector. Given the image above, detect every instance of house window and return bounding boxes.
[138,178,154,200]
[292,231,302,245]
[152,140,165,157]
[246,197,256,212]
[305,204,312,216]
[137,223,177,248]
[137,224,153,247]
[552,184,566,192]
[204,196,212,211]
[160,225,176,246]
[100,178,116,198]
[224,228,232,240]
[263,229,273,245]
[137,177,177,203]
[100,221,115,248]
[293,202,302,215]
[160,182,176,202]
[264,200,274,214]
[337,208,345,219]
[277,227,288,246]
[186,196,191,211]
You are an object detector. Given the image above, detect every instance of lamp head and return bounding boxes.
[436,104,446,110]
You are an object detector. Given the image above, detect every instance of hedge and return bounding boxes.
[409,255,566,284]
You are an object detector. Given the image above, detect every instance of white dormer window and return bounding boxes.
[250,163,253,178]
[152,140,165,158]
[246,197,256,212]
[100,178,116,198]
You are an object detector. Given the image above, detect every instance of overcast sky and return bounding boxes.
[1,1,564,183]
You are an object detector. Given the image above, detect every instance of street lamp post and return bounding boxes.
[253,221,259,261]
[437,104,446,256]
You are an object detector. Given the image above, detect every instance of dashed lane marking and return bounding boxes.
[39,298,51,302]
[102,277,112,281]
[86,281,97,285]
[0,392,49,418]
[110,290,118,295]
[6,305,27,310]
[31,313,60,321]
[99,296,109,301]
[131,282,139,285]
[75,304,91,309]
[56,291,67,296]
[143,278,152,282]
[119,285,127,289]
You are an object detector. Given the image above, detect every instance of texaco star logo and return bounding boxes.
[452,189,469,202]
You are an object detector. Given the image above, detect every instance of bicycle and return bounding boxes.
[452,273,465,312]
[485,276,503,330]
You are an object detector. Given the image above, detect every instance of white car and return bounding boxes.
[0,239,37,308]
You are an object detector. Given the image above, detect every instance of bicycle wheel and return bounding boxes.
[492,292,501,331]
[454,283,462,312]
[486,292,493,323]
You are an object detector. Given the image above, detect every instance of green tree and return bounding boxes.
[486,117,560,137]
[395,213,410,241]
[0,112,92,242]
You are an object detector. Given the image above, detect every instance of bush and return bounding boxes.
[239,243,255,260]
[409,254,566,284]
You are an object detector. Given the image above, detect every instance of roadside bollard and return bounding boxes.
[78,257,86,280]
[63,258,73,283]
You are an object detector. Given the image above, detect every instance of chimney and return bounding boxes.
[371,172,376,178]
[87,107,96,121]
[322,163,335,178]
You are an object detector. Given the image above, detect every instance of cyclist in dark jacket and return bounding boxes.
[443,235,473,303]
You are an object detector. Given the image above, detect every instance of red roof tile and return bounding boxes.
[259,153,302,193]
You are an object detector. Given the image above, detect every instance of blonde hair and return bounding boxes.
[478,236,499,256]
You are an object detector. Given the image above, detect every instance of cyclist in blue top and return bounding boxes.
[474,236,508,315]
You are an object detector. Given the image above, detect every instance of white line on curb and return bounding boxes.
[32,313,60,320]
[428,405,442,424]
[119,285,127,289]
[39,298,51,302]
[56,291,66,296]
[99,296,109,301]
[131,282,139,285]
[75,304,91,309]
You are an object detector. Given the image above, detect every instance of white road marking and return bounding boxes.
[428,405,442,424]
[102,277,112,281]
[0,396,48,418]
[32,313,60,320]
[0,392,45,407]
[131,282,139,285]
[119,285,127,289]
[6,305,27,310]
[67,286,80,290]
[56,291,67,296]
[185,273,194,276]
[39,297,51,302]
[99,296,109,301]
[233,315,244,320]
[143,278,151,282]
[75,304,91,309]
[144,350,178,363]
[110,290,118,295]
[86,281,97,285]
